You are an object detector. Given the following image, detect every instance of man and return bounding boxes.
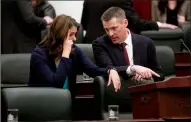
[32,0,56,43]
[92,7,165,113]
[1,0,53,54]
[93,7,164,82]
[81,0,177,43]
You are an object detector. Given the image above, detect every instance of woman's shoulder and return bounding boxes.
[31,47,49,60]
[73,44,84,56]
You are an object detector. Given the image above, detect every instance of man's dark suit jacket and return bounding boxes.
[29,45,108,97]
[92,33,164,81]
[1,0,55,54]
[34,0,56,43]
[81,0,159,43]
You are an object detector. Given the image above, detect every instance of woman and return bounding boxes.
[152,0,190,26]
[28,14,121,95]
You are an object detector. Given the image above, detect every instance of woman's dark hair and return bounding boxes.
[38,14,79,59]
[158,0,185,15]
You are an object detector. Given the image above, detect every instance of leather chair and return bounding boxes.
[2,87,72,121]
[1,54,31,88]
[76,44,95,62]
[41,25,50,40]
[141,28,184,52]
[179,23,191,50]
[75,44,95,82]
[156,46,175,78]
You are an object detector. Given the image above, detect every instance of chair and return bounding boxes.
[1,54,31,88]
[155,46,175,78]
[75,44,95,82]
[2,87,72,121]
[41,26,50,40]
[179,23,191,51]
[76,44,94,62]
[141,28,184,52]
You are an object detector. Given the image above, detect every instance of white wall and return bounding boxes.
[48,1,84,23]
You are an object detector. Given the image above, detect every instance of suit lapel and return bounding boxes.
[131,33,140,65]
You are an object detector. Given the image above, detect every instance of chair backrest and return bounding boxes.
[76,44,94,63]
[76,25,84,43]
[155,46,175,76]
[141,28,184,52]
[1,54,31,87]
[2,87,72,121]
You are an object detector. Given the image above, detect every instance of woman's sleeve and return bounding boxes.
[30,49,72,87]
[75,46,108,78]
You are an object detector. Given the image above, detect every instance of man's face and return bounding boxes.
[102,17,128,44]
[32,0,37,7]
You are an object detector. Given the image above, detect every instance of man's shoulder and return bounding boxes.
[132,33,153,44]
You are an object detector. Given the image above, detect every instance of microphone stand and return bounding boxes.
[180,39,191,76]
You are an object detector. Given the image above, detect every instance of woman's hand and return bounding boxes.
[178,15,185,24]
[62,29,73,58]
[107,69,121,92]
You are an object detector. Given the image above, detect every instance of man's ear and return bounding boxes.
[124,19,128,27]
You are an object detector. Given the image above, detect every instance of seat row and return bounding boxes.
[1,44,176,121]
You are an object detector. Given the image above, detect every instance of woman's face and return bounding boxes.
[66,26,78,42]
[168,0,177,10]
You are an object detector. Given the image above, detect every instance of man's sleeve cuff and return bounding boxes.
[126,66,133,75]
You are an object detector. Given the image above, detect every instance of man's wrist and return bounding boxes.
[130,65,136,74]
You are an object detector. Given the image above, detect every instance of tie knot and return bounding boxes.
[121,42,126,48]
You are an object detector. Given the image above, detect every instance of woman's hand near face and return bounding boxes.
[62,29,73,58]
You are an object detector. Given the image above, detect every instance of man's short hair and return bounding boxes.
[101,7,126,21]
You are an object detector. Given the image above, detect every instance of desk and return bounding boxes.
[175,52,190,76]
[128,76,191,119]
[75,120,165,122]
[75,81,95,120]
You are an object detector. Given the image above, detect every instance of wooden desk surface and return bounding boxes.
[75,119,165,122]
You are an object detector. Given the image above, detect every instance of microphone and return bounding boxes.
[179,39,191,69]
[180,39,191,53]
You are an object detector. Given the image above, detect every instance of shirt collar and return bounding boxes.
[124,29,132,46]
